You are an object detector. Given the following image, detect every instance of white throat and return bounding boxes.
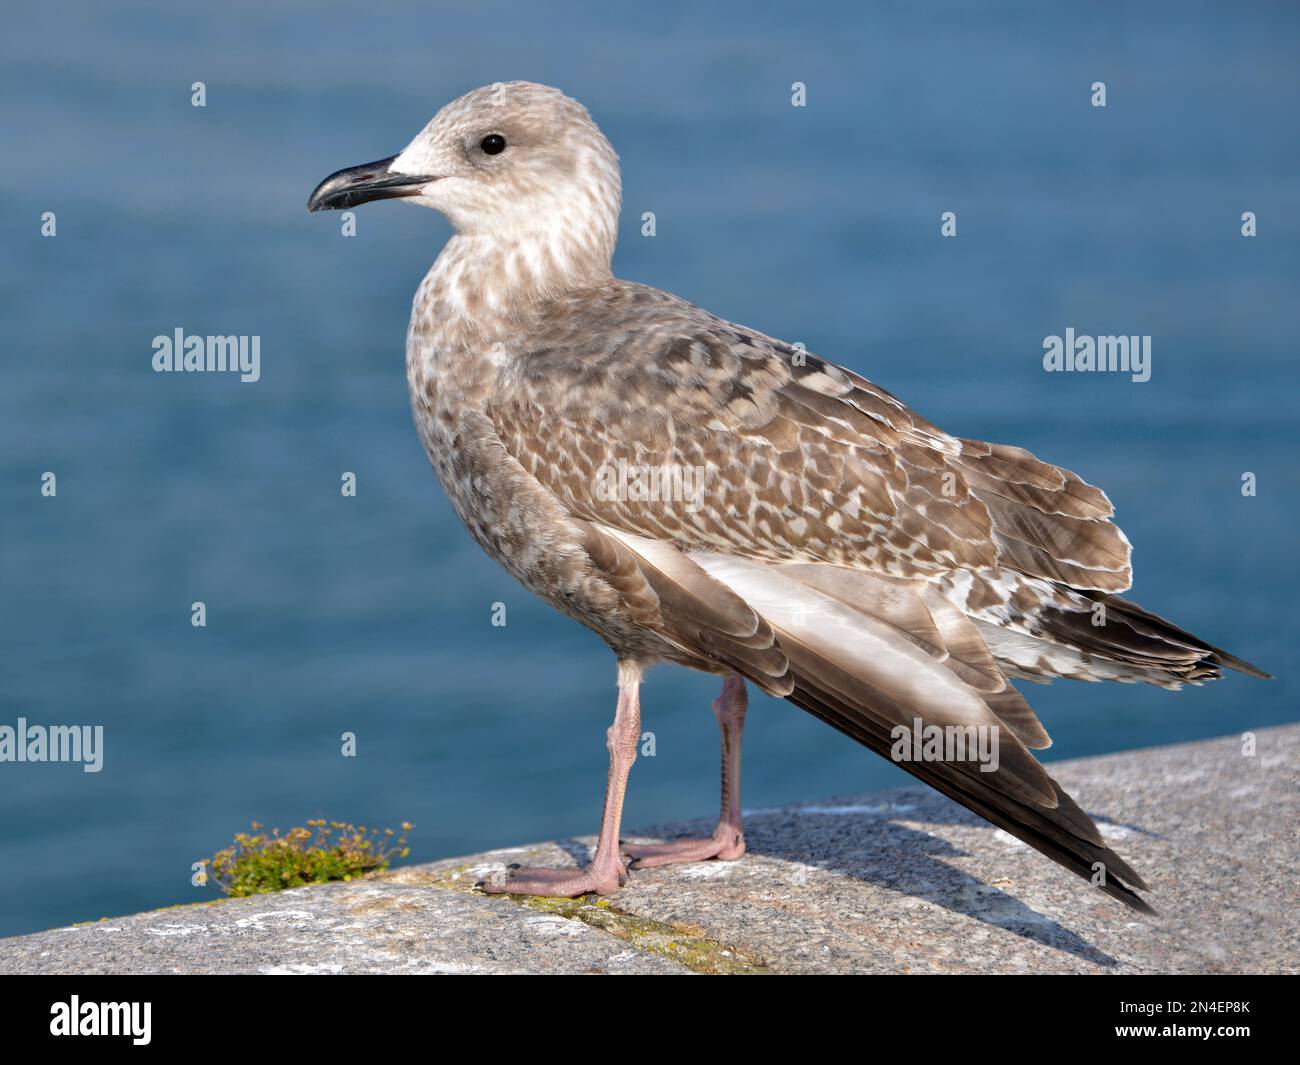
[411,213,615,349]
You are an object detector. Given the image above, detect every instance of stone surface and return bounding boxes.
[2,725,1295,974]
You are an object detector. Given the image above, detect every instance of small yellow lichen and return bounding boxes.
[205,819,413,898]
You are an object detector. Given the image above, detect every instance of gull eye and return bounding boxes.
[480,134,507,155]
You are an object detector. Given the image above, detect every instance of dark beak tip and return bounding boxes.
[307,175,352,213]
[307,154,436,216]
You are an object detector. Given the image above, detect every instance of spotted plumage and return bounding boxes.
[309,81,1268,912]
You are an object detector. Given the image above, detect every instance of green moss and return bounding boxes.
[205,819,413,898]
[150,898,229,914]
[421,861,771,975]
[522,896,771,975]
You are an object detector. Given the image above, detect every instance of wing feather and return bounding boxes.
[477,280,1268,913]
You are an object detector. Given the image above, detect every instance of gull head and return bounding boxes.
[308,82,621,255]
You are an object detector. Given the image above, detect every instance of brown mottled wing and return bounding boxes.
[951,439,1131,592]
[492,281,1127,591]
[487,282,1153,911]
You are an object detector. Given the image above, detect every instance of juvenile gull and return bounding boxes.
[308,82,1268,912]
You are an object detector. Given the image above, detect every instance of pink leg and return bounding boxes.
[623,675,748,868]
[481,661,642,897]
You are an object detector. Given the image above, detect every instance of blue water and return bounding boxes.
[1,1,1296,937]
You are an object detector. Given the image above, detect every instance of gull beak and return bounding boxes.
[307,155,438,212]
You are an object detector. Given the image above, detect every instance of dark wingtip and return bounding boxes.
[1216,652,1273,680]
[1117,889,1158,917]
[1096,862,1156,914]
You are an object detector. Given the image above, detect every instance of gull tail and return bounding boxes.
[1074,591,1271,681]
[1024,589,1274,686]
